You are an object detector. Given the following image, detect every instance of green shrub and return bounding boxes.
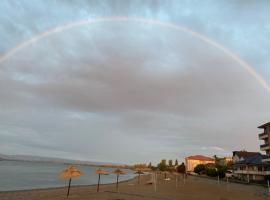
[216,166,227,178]
[194,164,206,174]
[206,168,218,177]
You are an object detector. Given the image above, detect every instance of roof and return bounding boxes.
[258,122,270,129]
[95,168,109,175]
[236,154,266,165]
[59,165,82,179]
[186,155,214,161]
[233,151,260,158]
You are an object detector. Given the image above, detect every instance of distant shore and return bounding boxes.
[0,173,268,200]
[0,158,132,170]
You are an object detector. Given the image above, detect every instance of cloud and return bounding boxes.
[0,0,270,164]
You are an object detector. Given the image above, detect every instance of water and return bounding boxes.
[0,160,136,191]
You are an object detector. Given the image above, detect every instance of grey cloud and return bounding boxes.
[0,0,270,164]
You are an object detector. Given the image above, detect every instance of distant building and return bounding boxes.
[185,155,215,172]
[258,122,270,162]
[215,156,233,166]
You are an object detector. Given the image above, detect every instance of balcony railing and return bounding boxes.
[260,143,270,149]
[234,170,270,175]
[259,132,268,139]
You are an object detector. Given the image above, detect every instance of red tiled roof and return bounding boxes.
[185,155,214,161]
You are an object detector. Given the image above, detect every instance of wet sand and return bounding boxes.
[0,173,269,200]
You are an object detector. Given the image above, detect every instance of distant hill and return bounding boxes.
[0,153,128,168]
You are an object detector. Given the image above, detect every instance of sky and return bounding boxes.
[0,0,270,164]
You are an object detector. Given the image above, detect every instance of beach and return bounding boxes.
[0,173,269,200]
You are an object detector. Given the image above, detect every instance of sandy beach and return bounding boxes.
[0,173,269,200]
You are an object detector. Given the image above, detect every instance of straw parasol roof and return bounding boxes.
[113,168,126,175]
[60,165,82,179]
[134,168,145,174]
[95,168,109,175]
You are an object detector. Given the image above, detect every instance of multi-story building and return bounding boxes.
[259,122,270,161]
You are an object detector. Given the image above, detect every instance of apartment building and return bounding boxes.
[259,122,270,162]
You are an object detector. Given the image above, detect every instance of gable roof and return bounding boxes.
[233,151,260,159]
[186,155,214,161]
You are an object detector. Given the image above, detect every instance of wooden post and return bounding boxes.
[176,174,178,188]
[67,178,71,198]
[97,174,100,192]
[154,172,157,192]
[116,174,119,192]
[267,180,270,195]
[138,173,140,184]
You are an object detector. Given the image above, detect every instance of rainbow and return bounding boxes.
[1,16,270,93]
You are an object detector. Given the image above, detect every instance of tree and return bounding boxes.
[161,159,166,166]
[158,159,167,171]
[194,164,206,174]
[217,166,227,178]
[175,159,179,166]
[168,159,173,167]
[226,161,233,169]
[148,162,152,169]
[177,162,186,173]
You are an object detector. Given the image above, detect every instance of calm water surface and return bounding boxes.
[0,160,136,191]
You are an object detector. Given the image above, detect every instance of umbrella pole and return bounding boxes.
[97,174,100,192]
[67,178,71,198]
[138,173,140,184]
[116,174,119,192]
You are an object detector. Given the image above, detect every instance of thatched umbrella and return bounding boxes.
[60,165,82,198]
[112,168,125,192]
[134,168,145,184]
[94,168,109,192]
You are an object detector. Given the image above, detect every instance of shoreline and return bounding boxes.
[0,175,140,193]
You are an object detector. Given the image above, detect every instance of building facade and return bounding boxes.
[259,122,270,162]
[185,155,215,172]
[233,153,270,181]
[232,122,270,182]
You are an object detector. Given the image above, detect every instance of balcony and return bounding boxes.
[259,132,268,140]
[262,157,270,162]
[234,170,270,175]
[260,143,270,151]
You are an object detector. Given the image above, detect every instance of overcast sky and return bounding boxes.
[0,0,270,164]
